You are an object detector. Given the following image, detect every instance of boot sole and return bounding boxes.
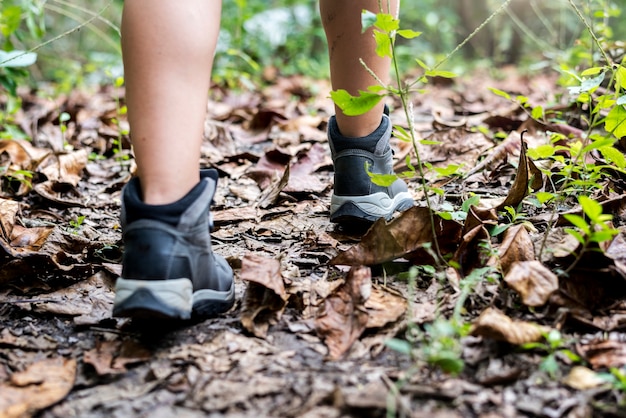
[330,191,414,223]
[113,278,235,320]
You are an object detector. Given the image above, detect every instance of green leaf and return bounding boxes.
[393,126,411,142]
[420,139,441,145]
[535,191,556,204]
[590,229,618,243]
[489,224,510,237]
[330,89,383,116]
[461,195,480,212]
[531,105,544,120]
[434,164,461,177]
[618,95,626,106]
[581,137,614,154]
[563,213,591,234]
[616,66,626,92]
[564,227,585,245]
[373,30,392,57]
[425,69,457,79]
[361,9,377,32]
[527,144,555,159]
[488,87,511,100]
[0,50,37,68]
[397,29,421,39]
[600,145,626,168]
[385,338,413,355]
[415,58,428,70]
[365,162,398,186]
[579,195,603,221]
[580,66,605,76]
[568,72,605,95]
[368,172,398,187]
[605,105,626,139]
[374,13,399,33]
[432,354,464,375]
[0,6,22,37]
[540,354,559,378]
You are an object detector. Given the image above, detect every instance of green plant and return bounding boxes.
[521,329,581,379]
[68,215,85,233]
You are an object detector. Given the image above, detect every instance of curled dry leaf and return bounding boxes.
[0,358,76,418]
[331,206,462,266]
[471,307,550,345]
[453,224,490,273]
[315,266,371,360]
[240,254,288,338]
[562,366,607,390]
[504,260,558,307]
[492,224,535,274]
[495,135,543,211]
[577,338,626,369]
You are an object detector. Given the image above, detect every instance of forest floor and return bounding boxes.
[1,66,626,417]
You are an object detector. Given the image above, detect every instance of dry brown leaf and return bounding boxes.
[577,338,626,369]
[453,224,490,273]
[331,206,462,266]
[0,198,19,241]
[315,266,371,360]
[240,254,288,338]
[257,164,290,209]
[0,358,76,418]
[83,340,151,376]
[245,148,290,190]
[504,261,558,307]
[471,307,550,345]
[493,224,535,274]
[284,143,329,194]
[364,285,407,329]
[495,137,530,211]
[562,366,607,390]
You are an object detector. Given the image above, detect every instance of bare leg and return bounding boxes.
[121,1,222,205]
[320,0,399,137]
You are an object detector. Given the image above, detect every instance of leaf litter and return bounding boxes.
[1,70,626,417]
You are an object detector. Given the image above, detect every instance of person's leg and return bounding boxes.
[320,0,413,224]
[113,0,234,320]
[122,0,220,205]
[320,0,398,137]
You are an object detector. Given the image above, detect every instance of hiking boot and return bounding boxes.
[329,113,414,224]
[113,169,235,320]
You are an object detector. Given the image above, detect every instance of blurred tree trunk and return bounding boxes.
[457,0,494,60]
[457,0,531,64]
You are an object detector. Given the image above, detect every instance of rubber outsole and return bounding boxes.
[113,277,235,320]
[330,192,414,223]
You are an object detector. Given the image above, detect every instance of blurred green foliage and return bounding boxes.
[0,0,624,92]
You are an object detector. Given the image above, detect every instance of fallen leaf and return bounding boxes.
[284,143,329,194]
[471,307,550,345]
[331,206,462,266]
[364,285,407,328]
[562,366,607,390]
[0,358,76,418]
[240,254,288,338]
[83,340,151,376]
[453,224,490,273]
[257,164,290,209]
[493,224,535,274]
[577,338,626,369]
[504,261,559,307]
[315,266,371,359]
[496,136,531,211]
